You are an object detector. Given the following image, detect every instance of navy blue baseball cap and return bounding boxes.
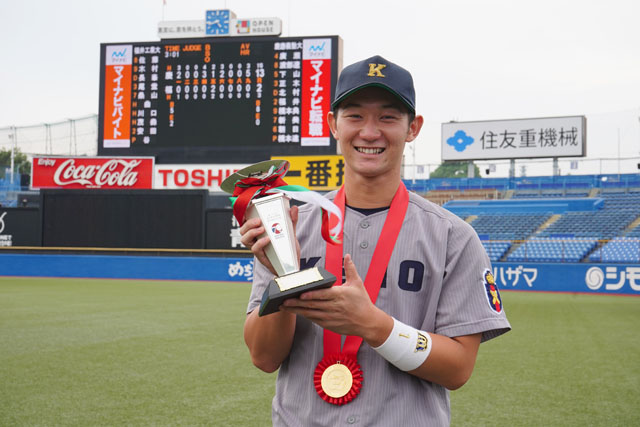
[331,55,416,113]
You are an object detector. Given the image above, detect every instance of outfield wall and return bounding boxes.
[1,253,638,296]
[491,262,639,296]
[0,253,253,282]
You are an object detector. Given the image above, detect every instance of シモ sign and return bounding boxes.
[493,262,640,296]
[441,116,586,161]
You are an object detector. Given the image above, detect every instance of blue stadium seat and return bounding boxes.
[507,237,598,263]
[470,213,552,241]
[437,181,640,263]
[590,237,640,263]
[481,240,512,261]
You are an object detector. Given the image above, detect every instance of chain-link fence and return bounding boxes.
[0,115,98,158]
[0,115,98,206]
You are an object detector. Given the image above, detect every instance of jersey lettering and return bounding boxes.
[301,256,424,292]
[300,256,321,270]
[398,260,424,292]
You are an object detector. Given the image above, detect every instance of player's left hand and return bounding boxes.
[280,254,393,345]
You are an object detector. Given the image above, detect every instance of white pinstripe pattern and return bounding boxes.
[248,191,511,426]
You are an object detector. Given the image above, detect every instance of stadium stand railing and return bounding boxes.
[423,188,499,206]
[404,173,640,194]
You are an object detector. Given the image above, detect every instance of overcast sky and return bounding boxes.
[1,0,639,174]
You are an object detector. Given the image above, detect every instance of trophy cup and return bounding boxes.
[221,160,337,316]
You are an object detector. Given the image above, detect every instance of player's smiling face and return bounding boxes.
[329,87,422,181]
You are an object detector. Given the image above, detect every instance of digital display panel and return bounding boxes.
[98,36,341,164]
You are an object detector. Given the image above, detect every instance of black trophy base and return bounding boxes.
[258,266,337,316]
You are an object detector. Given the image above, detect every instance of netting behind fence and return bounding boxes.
[0,115,98,157]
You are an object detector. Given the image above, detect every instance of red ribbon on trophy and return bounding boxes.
[231,163,289,226]
[227,160,342,245]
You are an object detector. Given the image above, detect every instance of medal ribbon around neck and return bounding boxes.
[230,163,342,245]
[314,182,409,405]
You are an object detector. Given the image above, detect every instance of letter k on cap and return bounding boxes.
[367,63,386,77]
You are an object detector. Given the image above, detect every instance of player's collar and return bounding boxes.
[346,205,390,216]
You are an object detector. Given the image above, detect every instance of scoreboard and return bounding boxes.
[98,36,341,164]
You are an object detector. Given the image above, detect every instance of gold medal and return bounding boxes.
[314,355,362,405]
[320,363,353,398]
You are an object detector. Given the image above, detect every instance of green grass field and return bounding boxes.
[1,277,639,426]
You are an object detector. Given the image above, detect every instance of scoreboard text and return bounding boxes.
[98,36,341,164]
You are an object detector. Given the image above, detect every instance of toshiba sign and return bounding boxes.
[154,164,248,191]
[31,157,154,189]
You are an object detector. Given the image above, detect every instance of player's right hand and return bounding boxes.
[239,205,300,276]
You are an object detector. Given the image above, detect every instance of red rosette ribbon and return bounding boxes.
[314,354,363,406]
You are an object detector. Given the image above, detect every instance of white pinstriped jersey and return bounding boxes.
[247,191,511,426]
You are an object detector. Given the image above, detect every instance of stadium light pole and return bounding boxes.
[9,126,16,184]
[617,128,621,179]
[412,143,416,184]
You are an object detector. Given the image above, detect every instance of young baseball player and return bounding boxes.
[240,55,511,426]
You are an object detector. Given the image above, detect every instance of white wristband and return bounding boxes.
[372,317,432,371]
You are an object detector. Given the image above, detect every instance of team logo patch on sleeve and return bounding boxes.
[483,269,503,313]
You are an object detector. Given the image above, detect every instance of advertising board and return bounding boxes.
[154,164,247,191]
[31,157,154,190]
[0,208,41,247]
[442,116,586,161]
[493,262,640,296]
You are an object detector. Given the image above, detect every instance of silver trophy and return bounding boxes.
[221,160,336,316]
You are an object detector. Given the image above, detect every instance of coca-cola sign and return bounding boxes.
[31,157,154,189]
